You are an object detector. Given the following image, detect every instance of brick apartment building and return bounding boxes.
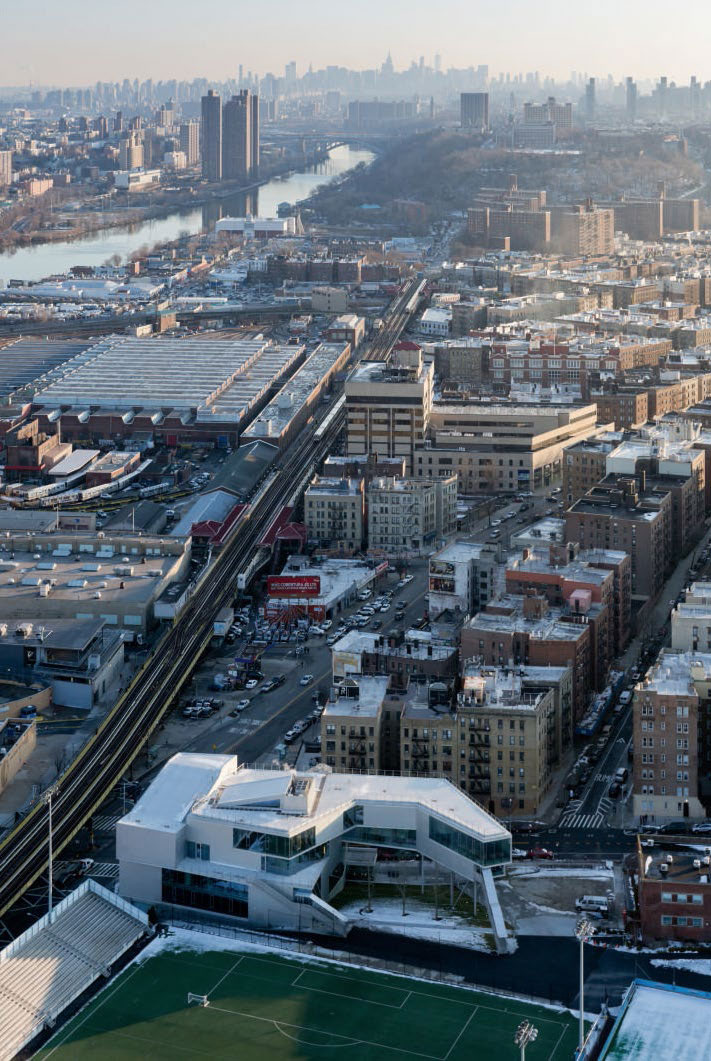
[565,477,672,600]
[631,651,711,822]
[461,592,594,722]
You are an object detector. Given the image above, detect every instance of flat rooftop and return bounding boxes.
[640,650,711,696]
[431,541,494,564]
[601,980,711,1061]
[332,629,454,661]
[305,477,362,497]
[242,342,348,441]
[466,596,592,641]
[120,753,511,841]
[0,337,90,400]
[31,336,304,425]
[0,546,182,612]
[322,675,389,718]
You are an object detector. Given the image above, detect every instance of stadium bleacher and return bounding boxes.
[0,879,148,1060]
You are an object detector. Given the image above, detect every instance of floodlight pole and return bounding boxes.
[44,785,59,922]
[576,919,593,1053]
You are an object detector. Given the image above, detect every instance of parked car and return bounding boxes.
[245,679,258,690]
[608,782,621,799]
[300,673,314,686]
[526,847,555,860]
[321,619,333,630]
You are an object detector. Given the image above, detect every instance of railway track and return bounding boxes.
[368,278,426,361]
[0,411,344,918]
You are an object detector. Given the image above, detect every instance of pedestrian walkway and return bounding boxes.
[91,813,122,832]
[89,862,119,879]
[558,795,614,830]
[559,810,606,830]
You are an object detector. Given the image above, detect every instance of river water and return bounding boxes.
[0,144,374,284]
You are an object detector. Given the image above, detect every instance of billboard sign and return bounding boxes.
[267,575,321,597]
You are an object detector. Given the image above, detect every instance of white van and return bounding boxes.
[575,895,609,915]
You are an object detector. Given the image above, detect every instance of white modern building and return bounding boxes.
[428,541,498,619]
[117,754,514,951]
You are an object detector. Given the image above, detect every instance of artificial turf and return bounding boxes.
[39,941,581,1060]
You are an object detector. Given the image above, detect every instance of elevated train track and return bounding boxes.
[368,278,426,361]
[0,410,344,919]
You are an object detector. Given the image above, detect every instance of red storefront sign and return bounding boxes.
[267,575,321,597]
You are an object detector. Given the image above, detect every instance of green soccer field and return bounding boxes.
[38,942,581,1060]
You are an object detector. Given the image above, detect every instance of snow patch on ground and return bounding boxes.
[509,867,613,880]
[336,897,494,951]
[652,957,711,976]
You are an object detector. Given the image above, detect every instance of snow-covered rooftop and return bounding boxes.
[601,980,711,1060]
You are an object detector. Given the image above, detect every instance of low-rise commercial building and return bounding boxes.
[264,556,386,623]
[325,313,365,349]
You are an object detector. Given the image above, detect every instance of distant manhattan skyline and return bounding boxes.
[5,0,711,88]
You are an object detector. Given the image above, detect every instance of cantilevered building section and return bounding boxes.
[117,754,514,952]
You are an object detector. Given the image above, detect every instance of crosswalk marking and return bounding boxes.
[558,811,606,830]
[92,813,122,831]
[89,862,119,879]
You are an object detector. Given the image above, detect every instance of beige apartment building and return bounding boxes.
[304,476,365,553]
[367,474,457,553]
[632,651,710,821]
[345,349,434,472]
[418,402,600,493]
[321,675,390,773]
[400,665,571,816]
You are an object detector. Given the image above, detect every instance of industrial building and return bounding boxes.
[241,341,350,449]
[30,336,305,447]
[0,532,189,637]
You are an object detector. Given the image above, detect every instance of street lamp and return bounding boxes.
[514,1020,538,1061]
[42,784,59,922]
[576,918,594,1053]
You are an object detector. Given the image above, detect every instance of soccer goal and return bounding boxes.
[187,993,210,1007]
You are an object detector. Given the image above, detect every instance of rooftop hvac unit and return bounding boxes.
[660,863,669,875]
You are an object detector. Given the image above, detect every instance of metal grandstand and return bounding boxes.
[0,879,149,1061]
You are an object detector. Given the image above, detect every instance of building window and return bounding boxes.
[185,841,210,861]
[162,869,248,919]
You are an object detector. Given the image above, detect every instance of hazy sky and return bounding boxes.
[6,0,711,86]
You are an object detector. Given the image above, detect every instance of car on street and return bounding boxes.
[327,635,338,646]
[245,679,258,690]
[526,847,555,860]
[300,673,314,685]
[321,619,333,630]
[608,782,621,799]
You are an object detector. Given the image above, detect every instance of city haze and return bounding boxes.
[5,0,711,86]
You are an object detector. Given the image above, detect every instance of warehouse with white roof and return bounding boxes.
[30,335,306,446]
